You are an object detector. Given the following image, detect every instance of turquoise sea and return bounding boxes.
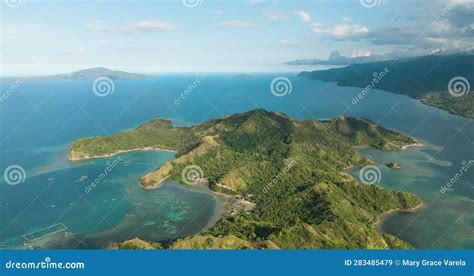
[0,74,472,248]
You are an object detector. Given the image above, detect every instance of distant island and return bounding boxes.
[299,54,474,118]
[1,67,153,82]
[69,109,422,249]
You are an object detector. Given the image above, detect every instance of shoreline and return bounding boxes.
[373,202,426,233]
[400,142,424,150]
[139,175,172,190]
[67,146,176,162]
[345,142,425,173]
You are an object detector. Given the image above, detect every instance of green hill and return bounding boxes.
[300,54,474,118]
[70,109,421,249]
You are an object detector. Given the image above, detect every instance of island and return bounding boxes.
[386,162,402,170]
[0,67,153,83]
[299,54,474,118]
[69,109,422,249]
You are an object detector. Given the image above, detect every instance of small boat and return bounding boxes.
[123,160,132,166]
[48,177,54,181]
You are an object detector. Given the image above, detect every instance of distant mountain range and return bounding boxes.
[1,67,153,82]
[299,54,474,118]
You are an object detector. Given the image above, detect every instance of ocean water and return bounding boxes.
[0,73,472,248]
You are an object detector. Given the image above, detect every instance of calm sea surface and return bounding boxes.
[0,73,472,248]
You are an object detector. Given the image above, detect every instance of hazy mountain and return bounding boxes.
[48,67,153,80]
[1,67,153,82]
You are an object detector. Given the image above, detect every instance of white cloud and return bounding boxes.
[310,22,324,33]
[293,10,311,22]
[219,20,256,29]
[327,24,369,38]
[342,16,351,22]
[212,10,223,16]
[126,20,177,33]
[308,22,369,39]
[351,50,371,58]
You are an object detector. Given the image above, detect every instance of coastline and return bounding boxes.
[139,175,171,190]
[400,142,424,150]
[67,146,176,162]
[345,142,425,172]
[373,202,426,233]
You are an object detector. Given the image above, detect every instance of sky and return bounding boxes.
[1,0,473,75]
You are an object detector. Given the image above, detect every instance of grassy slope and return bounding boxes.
[299,54,474,118]
[70,109,421,249]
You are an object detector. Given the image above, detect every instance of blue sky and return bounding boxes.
[1,0,473,75]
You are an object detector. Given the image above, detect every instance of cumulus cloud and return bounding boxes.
[327,24,369,38]
[308,23,369,39]
[218,20,256,29]
[293,10,311,22]
[126,20,177,33]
